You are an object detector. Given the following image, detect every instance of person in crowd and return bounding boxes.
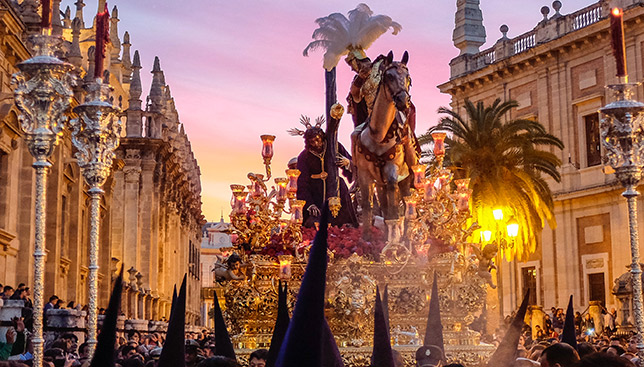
[185,340,203,367]
[1,286,14,301]
[248,349,267,367]
[44,296,58,313]
[577,352,636,367]
[539,343,580,367]
[76,342,90,366]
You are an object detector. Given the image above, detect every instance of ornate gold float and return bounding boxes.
[220,133,496,366]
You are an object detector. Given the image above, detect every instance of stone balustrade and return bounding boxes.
[44,308,87,346]
[0,300,25,343]
[449,0,633,79]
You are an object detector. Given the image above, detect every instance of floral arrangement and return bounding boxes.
[300,225,387,260]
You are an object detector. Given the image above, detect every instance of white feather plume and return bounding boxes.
[303,3,402,71]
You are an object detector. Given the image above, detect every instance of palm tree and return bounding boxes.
[421,99,564,261]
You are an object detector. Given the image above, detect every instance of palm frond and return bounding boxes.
[431,98,565,261]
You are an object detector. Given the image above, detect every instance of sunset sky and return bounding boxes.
[70,0,596,221]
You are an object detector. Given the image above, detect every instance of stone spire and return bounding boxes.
[453,0,486,55]
[126,50,143,137]
[122,31,132,83]
[67,17,83,69]
[74,0,85,27]
[52,0,63,35]
[19,0,41,34]
[63,6,72,28]
[110,5,121,62]
[148,56,166,113]
[85,46,96,83]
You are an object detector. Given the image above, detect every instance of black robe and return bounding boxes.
[296,144,358,228]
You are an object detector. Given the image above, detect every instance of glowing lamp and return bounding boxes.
[278,256,292,280]
[230,184,247,213]
[250,174,265,197]
[481,230,492,242]
[286,169,300,196]
[455,178,470,192]
[424,178,437,201]
[290,200,306,223]
[274,177,288,202]
[456,192,470,211]
[411,164,427,189]
[404,196,417,219]
[493,208,504,221]
[432,132,447,156]
[438,169,452,189]
[506,217,519,238]
[260,135,276,163]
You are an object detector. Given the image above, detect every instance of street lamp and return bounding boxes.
[600,81,644,362]
[12,33,76,367]
[69,78,121,356]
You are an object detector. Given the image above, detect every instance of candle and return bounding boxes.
[290,200,306,223]
[404,196,417,219]
[432,132,447,156]
[424,178,437,201]
[286,169,300,197]
[274,177,288,202]
[95,3,110,79]
[260,135,275,164]
[41,0,52,29]
[411,164,427,190]
[278,257,292,280]
[610,8,627,78]
[230,184,247,213]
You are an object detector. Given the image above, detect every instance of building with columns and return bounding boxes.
[0,0,204,326]
[439,0,644,323]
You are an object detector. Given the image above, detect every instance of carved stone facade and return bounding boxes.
[439,0,644,317]
[0,0,204,326]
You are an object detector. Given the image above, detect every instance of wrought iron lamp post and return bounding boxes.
[600,83,644,363]
[69,78,121,355]
[12,34,76,367]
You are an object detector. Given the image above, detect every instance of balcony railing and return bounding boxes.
[455,1,608,77]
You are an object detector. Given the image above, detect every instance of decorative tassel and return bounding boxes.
[95,3,111,79]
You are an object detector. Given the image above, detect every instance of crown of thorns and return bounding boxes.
[287,115,325,136]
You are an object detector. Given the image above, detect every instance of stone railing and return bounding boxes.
[450,1,612,78]
[571,2,603,30]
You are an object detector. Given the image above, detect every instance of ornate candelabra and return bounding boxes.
[69,78,121,355]
[600,82,644,363]
[12,34,76,367]
[229,135,304,259]
[401,133,476,259]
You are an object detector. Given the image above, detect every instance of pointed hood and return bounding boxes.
[166,284,177,325]
[372,286,395,367]
[424,273,444,355]
[213,290,236,359]
[157,276,186,367]
[267,281,290,367]
[487,290,530,367]
[89,266,123,367]
[320,319,344,367]
[561,295,577,350]
[276,207,333,367]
